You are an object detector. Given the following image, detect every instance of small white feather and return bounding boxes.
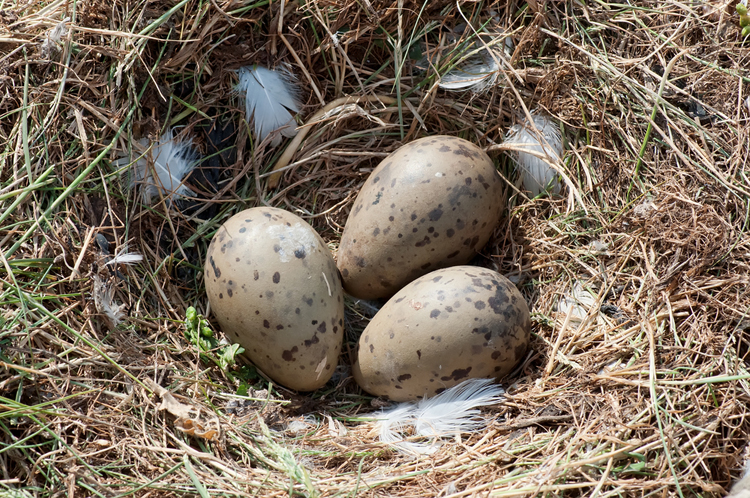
[105,246,144,266]
[40,17,70,59]
[430,32,512,94]
[130,128,199,205]
[375,378,504,455]
[557,280,596,322]
[92,275,126,329]
[107,253,143,266]
[438,50,501,93]
[236,65,300,147]
[505,114,564,197]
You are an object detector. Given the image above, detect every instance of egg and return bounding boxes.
[337,136,505,300]
[353,266,530,401]
[204,207,344,391]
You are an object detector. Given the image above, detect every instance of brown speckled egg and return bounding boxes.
[337,136,505,300]
[204,207,344,391]
[352,266,530,401]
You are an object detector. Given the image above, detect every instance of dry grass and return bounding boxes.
[2,0,750,496]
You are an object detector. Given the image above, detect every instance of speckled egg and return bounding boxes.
[337,136,505,300]
[204,207,344,391]
[352,266,530,401]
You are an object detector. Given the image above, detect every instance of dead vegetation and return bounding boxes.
[1,0,750,496]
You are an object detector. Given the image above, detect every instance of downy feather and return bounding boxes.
[376,378,504,455]
[506,114,564,197]
[93,275,126,329]
[40,17,70,59]
[236,65,300,147]
[130,128,199,205]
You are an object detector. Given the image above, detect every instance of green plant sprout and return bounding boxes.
[737,2,750,38]
[184,306,245,377]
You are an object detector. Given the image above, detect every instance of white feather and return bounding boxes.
[430,32,512,94]
[438,50,501,93]
[93,275,126,329]
[40,17,70,59]
[413,378,505,436]
[557,280,596,322]
[107,253,143,265]
[505,114,564,197]
[130,128,199,205]
[375,378,504,455]
[105,246,143,266]
[236,65,300,147]
[378,404,416,446]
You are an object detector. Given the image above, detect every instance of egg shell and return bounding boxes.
[353,266,530,401]
[337,135,505,300]
[204,207,344,391]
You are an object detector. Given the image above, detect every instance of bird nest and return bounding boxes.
[1,0,749,496]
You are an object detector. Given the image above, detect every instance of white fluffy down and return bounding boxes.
[129,128,199,205]
[376,378,505,455]
[505,114,564,197]
[236,65,300,146]
[92,275,126,329]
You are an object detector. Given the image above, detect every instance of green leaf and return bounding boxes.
[182,307,245,376]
